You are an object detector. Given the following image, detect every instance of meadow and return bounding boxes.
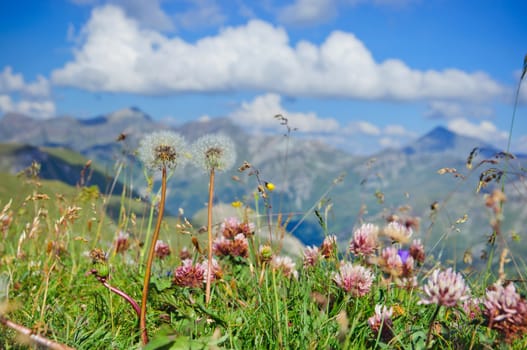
[1,110,526,349]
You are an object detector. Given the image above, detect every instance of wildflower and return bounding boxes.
[333,262,374,297]
[212,234,249,258]
[420,268,470,307]
[220,217,254,238]
[259,245,273,262]
[137,131,187,171]
[173,259,205,288]
[114,231,130,254]
[89,248,107,263]
[463,297,482,321]
[200,258,223,282]
[265,182,275,191]
[179,246,191,260]
[320,234,338,259]
[379,247,403,277]
[382,221,413,243]
[230,234,249,258]
[154,240,171,259]
[191,134,236,172]
[396,276,419,290]
[368,304,394,342]
[483,283,527,342]
[271,255,298,279]
[409,239,425,264]
[212,236,231,256]
[303,246,320,268]
[231,200,243,208]
[350,223,379,257]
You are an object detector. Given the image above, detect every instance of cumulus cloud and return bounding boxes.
[71,0,174,31]
[229,93,340,133]
[175,0,226,30]
[0,66,55,118]
[277,0,337,26]
[52,5,504,102]
[0,66,51,98]
[0,94,56,119]
[425,101,495,120]
[447,118,508,143]
[343,121,381,135]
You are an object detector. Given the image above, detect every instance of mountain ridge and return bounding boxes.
[0,108,525,258]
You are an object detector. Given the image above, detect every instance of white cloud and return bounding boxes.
[70,0,174,31]
[278,0,337,26]
[0,94,56,119]
[0,66,55,119]
[425,101,494,120]
[229,93,340,133]
[343,121,380,135]
[175,0,226,30]
[383,124,414,137]
[447,118,508,142]
[0,66,51,98]
[52,5,504,102]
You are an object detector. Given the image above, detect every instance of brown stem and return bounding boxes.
[139,166,167,344]
[0,315,75,350]
[205,168,215,304]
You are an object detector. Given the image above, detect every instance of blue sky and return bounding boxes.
[0,0,526,154]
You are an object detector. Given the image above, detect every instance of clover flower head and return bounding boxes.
[212,233,249,258]
[379,246,403,276]
[383,221,413,243]
[154,240,171,259]
[320,234,338,258]
[191,133,236,172]
[201,258,223,282]
[368,304,394,341]
[483,282,527,342]
[173,259,205,288]
[137,131,187,171]
[333,262,374,297]
[420,268,470,307]
[350,223,379,257]
[114,230,130,254]
[220,217,254,238]
[303,246,320,268]
[179,246,191,260]
[409,239,425,264]
[271,255,298,279]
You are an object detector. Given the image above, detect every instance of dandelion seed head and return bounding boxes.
[138,131,187,171]
[191,134,236,172]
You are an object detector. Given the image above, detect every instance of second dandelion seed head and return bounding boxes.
[138,131,188,171]
[191,134,236,172]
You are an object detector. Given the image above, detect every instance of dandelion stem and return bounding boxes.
[425,304,441,348]
[139,166,168,344]
[205,168,215,304]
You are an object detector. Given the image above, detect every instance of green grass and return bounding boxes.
[1,134,527,349]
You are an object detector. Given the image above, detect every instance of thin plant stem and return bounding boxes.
[425,304,441,349]
[0,315,75,350]
[205,168,215,304]
[139,166,168,344]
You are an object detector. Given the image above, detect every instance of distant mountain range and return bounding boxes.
[1,108,526,266]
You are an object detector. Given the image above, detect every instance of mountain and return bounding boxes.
[1,109,526,266]
[0,143,128,198]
